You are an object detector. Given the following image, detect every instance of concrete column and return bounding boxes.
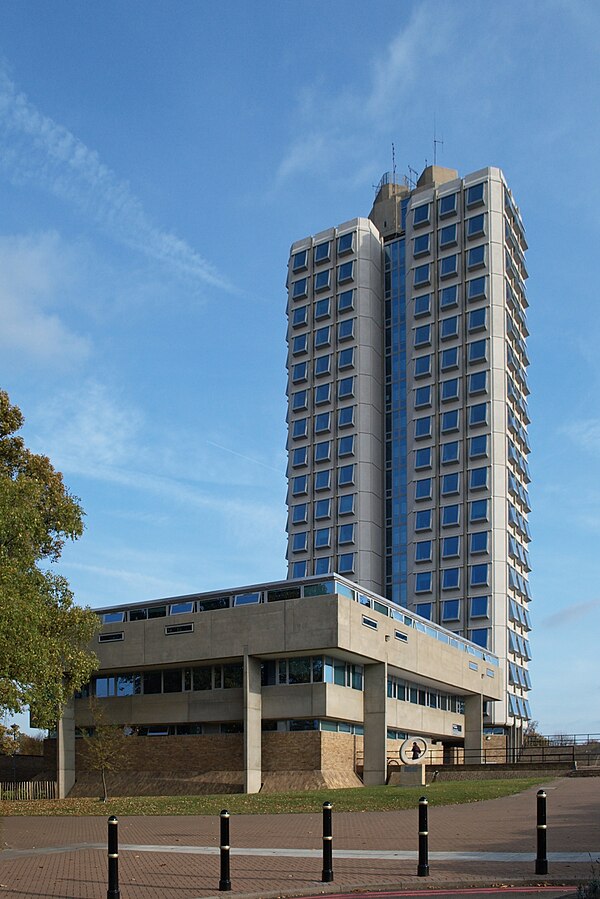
[243,653,262,793]
[363,662,387,785]
[464,693,484,764]
[57,698,75,799]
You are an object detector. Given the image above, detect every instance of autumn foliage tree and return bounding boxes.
[0,390,98,728]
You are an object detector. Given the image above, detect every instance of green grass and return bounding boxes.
[0,778,544,817]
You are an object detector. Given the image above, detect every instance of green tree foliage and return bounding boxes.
[0,390,99,727]
[81,702,129,801]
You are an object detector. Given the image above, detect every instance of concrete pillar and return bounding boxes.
[464,693,484,764]
[243,653,262,793]
[57,698,76,799]
[363,662,387,785]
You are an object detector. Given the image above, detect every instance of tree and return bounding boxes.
[81,703,129,801]
[0,390,99,728]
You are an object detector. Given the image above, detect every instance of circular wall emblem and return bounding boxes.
[399,737,428,765]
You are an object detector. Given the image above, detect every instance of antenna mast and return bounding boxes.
[433,117,444,166]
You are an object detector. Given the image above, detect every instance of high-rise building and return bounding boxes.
[285,164,531,739]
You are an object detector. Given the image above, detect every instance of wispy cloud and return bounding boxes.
[0,66,229,292]
[562,418,600,454]
[0,231,91,366]
[540,597,600,629]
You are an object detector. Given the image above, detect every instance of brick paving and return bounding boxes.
[0,778,598,898]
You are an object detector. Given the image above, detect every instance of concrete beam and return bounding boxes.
[464,693,484,764]
[57,698,75,799]
[243,653,262,793]
[363,662,387,785]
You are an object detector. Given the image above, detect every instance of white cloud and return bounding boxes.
[540,598,600,629]
[0,66,230,292]
[562,418,600,454]
[0,231,91,366]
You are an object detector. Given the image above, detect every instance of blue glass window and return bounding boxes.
[292,560,307,578]
[338,464,355,486]
[315,297,331,319]
[338,376,354,399]
[292,305,308,328]
[440,285,458,309]
[441,472,460,495]
[442,535,460,558]
[440,254,458,279]
[338,289,354,312]
[315,384,331,405]
[442,568,460,590]
[470,596,489,617]
[292,362,307,382]
[470,531,489,554]
[441,378,459,402]
[337,232,354,254]
[292,334,308,355]
[292,278,308,299]
[315,355,331,377]
[439,193,457,217]
[338,406,354,428]
[315,441,331,463]
[441,409,459,433]
[469,435,488,458]
[292,503,307,524]
[314,557,332,576]
[315,470,331,491]
[415,355,432,378]
[314,241,330,264]
[414,293,431,317]
[468,371,487,394]
[292,446,307,467]
[470,499,489,522]
[415,509,432,531]
[466,183,485,206]
[314,270,331,292]
[469,402,488,426]
[415,571,432,593]
[292,532,307,552]
[441,347,459,370]
[415,385,432,408]
[469,466,488,490]
[442,504,460,527]
[315,326,331,348]
[467,245,486,269]
[315,498,331,519]
[414,324,431,347]
[338,261,354,283]
[467,276,486,301]
[292,418,307,439]
[292,390,308,411]
[441,441,460,464]
[470,563,489,586]
[442,598,460,620]
[440,316,459,340]
[338,435,354,456]
[415,416,432,439]
[292,249,308,271]
[413,203,430,226]
[292,475,308,495]
[468,339,487,363]
[338,552,354,573]
[315,527,330,549]
[338,494,355,515]
[338,319,354,341]
[338,523,354,544]
[467,214,485,238]
[414,263,430,287]
[468,308,487,331]
[414,233,430,256]
[315,412,330,433]
[415,478,432,501]
[415,540,432,562]
[469,627,489,648]
[439,223,457,247]
[415,447,432,469]
[416,602,432,620]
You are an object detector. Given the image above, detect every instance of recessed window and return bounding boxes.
[413,203,430,226]
[338,523,355,544]
[338,552,355,573]
[338,318,354,341]
[415,385,432,408]
[469,466,488,490]
[442,534,460,558]
[292,249,308,271]
[292,503,308,524]
[315,527,331,549]
[440,347,459,370]
[338,261,354,283]
[292,390,308,411]
[439,193,457,217]
[315,354,331,377]
[292,418,308,441]
[470,563,489,586]
[441,472,460,495]
[415,354,432,378]
[315,557,332,576]
[415,509,432,531]
[292,333,308,355]
[292,475,308,495]
[442,504,460,527]
[337,232,354,255]
[292,532,308,553]
[338,494,355,515]
[415,540,432,562]
[469,370,487,394]
[415,477,432,501]
[441,441,460,464]
[440,254,458,279]
[414,233,431,256]
[439,223,457,248]
[469,339,487,364]
[315,383,331,405]
[315,440,331,463]
[414,293,431,317]
[315,412,331,433]
[469,627,489,649]
[292,278,308,299]
[315,470,332,491]
[467,276,486,301]
[470,531,489,554]
[315,326,331,349]
[442,568,460,590]
[315,498,331,520]
[314,241,330,264]
[416,602,432,620]
[292,560,307,578]
[338,435,354,456]
[292,362,308,382]
[338,376,354,399]
[414,263,431,287]
[442,598,460,620]
[470,498,489,522]
[466,182,485,207]
[467,214,485,238]
[470,596,489,617]
[440,285,458,309]
[441,378,459,403]
[467,245,486,269]
[292,446,307,467]
[338,464,355,486]
[441,409,459,433]
[469,402,488,427]
[338,406,354,428]
[469,435,488,458]
[468,308,487,332]
[314,270,331,292]
[315,297,331,319]
[338,289,354,312]
[414,324,432,347]
[415,571,432,593]
[415,446,432,469]
[415,416,432,439]
[440,316,459,341]
[292,306,308,328]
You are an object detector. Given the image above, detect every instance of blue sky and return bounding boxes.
[1,0,599,737]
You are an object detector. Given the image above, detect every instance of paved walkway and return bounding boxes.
[0,778,598,898]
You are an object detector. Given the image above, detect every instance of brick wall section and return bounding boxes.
[76,733,245,773]
[0,755,54,781]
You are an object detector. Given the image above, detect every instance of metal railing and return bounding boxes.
[0,780,56,800]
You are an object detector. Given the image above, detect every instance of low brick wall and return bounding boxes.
[425,762,574,781]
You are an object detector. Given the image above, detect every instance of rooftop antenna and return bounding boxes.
[392,142,397,188]
[433,116,444,166]
[408,165,418,189]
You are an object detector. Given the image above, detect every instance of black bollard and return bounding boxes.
[107,816,120,899]
[417,796,429,877]
[219,809,232,891]
[535,789,548,875]
[321,801,334,882]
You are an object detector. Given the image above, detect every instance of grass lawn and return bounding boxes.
[0,777,545,817]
